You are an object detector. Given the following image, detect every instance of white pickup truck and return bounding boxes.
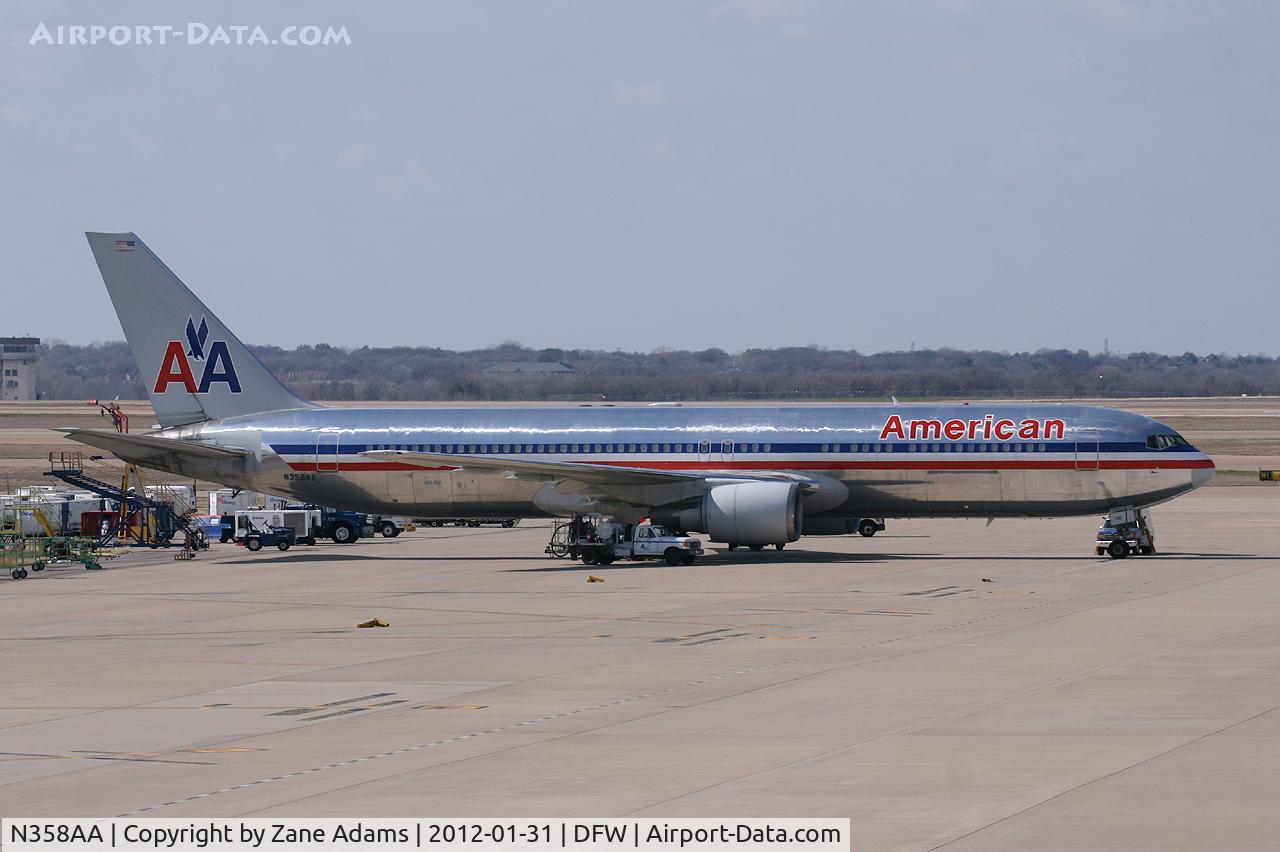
[572,523,702,566]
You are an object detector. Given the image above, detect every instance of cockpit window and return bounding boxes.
[1146,434,1189,450]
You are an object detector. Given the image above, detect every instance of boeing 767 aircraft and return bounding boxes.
[68,232,1214,551]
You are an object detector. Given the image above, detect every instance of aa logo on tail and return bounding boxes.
[154,316,242,394]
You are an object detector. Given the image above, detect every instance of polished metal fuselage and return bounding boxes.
[145,403,1214,523]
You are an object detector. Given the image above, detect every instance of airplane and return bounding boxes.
[67,232,1215,551]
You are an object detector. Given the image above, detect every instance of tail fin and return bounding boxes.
[85,232,315,428]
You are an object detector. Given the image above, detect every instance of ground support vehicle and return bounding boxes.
[308,507,375,543]
[550,517,702,566]
[233,510,316,546]
[375,516,408,537]
[2,534,105,578]
[217,514,236,543]
[47,452,200,549]
[1096,508,1156,559]
[241,524,296,552]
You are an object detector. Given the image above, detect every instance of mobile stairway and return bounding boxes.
[45,452,201,548]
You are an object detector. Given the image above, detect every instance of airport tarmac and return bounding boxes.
[2,487,1279,850]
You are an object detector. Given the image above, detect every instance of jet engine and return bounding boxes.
[652,481,802,545]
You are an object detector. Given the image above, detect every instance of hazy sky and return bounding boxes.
[3,1,1277,354]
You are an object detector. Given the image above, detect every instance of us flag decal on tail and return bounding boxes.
[114,239,135,252]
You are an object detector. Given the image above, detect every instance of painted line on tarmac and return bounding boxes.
[116,656,805,817]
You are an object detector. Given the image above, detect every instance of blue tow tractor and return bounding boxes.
[242,521,296,552]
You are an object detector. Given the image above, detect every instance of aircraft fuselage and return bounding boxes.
[149,403,1214,521]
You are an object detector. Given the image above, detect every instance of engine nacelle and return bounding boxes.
[652,481,802,545]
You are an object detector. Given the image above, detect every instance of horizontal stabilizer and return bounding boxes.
[60,429,251,462]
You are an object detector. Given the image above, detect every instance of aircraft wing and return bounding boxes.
[60,429,252,462]
[361,449,708,485]
[360,449,820,493]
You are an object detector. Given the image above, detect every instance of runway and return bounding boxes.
[2,488,1279,850]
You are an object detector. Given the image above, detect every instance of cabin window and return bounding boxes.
[629,444,637,453]
[751,443,760,453]
[606,444,615,453]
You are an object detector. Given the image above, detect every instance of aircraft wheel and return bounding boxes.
[32,561,45,572]
[858,520,878,537]
[775,543,786,551]
[11,567,22,580]
[1106,540,1129,559]
[502,519,515,528]
[664,548,683,566]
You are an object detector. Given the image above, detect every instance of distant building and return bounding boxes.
[0,337,39,401]
[484,361,573,375]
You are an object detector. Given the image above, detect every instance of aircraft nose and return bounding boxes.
[1191,459,1216,489]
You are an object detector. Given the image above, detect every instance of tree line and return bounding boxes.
[32,341,1279,402]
